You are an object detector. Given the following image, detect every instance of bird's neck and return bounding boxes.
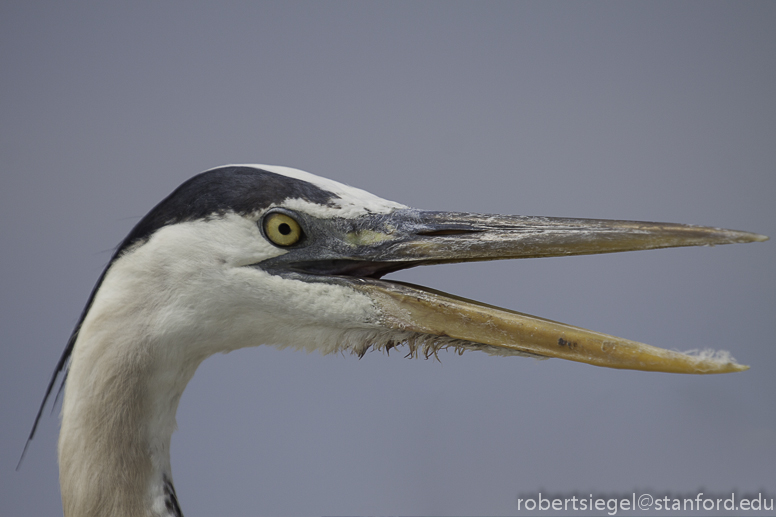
[56,224,279,517]
[58,323,199,517]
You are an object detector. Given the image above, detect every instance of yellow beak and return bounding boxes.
[327,211,767,374]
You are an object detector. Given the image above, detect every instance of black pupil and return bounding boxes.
[278,222,292,235]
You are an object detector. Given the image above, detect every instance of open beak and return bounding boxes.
[269,210,767,374]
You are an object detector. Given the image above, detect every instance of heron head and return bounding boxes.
[77,164,765,375]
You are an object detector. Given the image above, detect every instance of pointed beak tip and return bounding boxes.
[734,231,769,244]
[690,358,749,375]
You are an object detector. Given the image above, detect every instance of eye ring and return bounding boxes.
[262,212,304,247]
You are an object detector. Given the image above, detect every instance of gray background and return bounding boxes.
[2,2,774,516]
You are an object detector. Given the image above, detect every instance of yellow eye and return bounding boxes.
[263,212,303,247]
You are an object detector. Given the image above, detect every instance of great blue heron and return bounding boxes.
[23,165,766,517]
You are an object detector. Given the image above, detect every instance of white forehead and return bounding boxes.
[226,164,407,218]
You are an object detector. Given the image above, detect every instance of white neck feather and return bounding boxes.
[57,222,223,517]
[58,305,197,517]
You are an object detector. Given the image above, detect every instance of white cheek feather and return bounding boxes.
[82,214,391,359]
